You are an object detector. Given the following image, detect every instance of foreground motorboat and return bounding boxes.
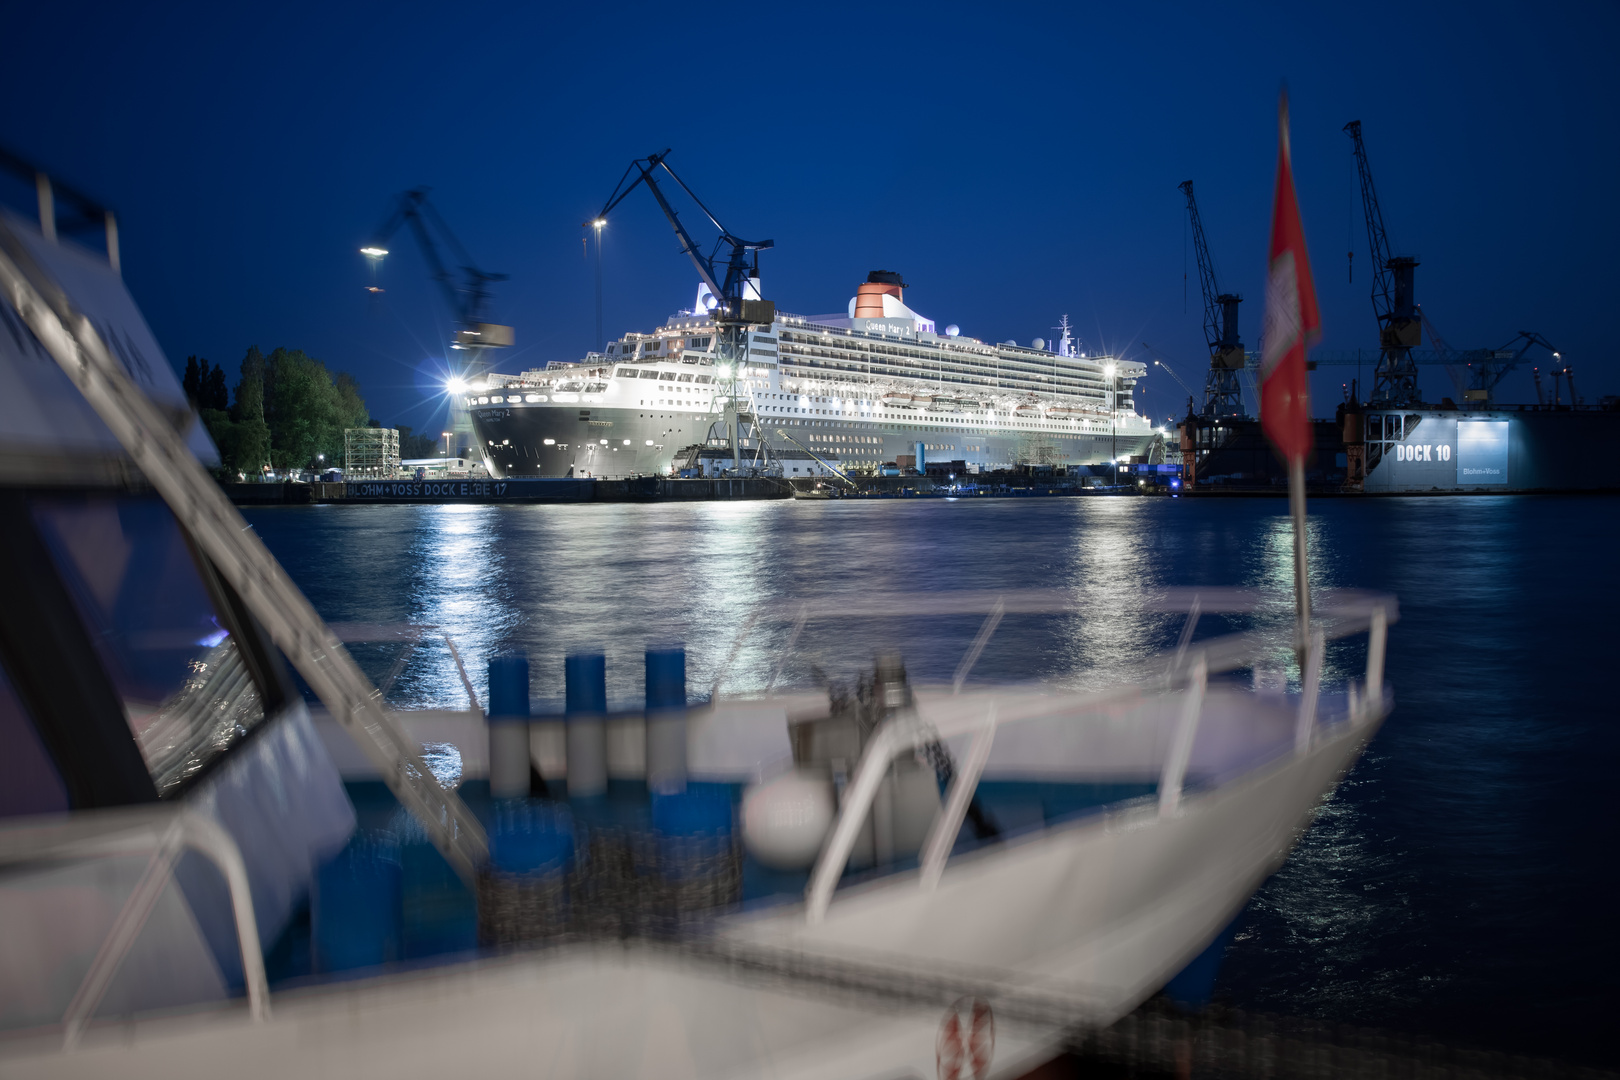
[0,177,1395,1080]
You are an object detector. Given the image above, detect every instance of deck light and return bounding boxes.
[446,377,468,394]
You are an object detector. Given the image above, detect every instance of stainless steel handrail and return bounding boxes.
[715,587,1399,702]
[0,217,487,883]
[0,806,269,1047]
[803,594,1397,925]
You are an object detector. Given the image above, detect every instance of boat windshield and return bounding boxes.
[0,654,69,818]
[30,492,267,796]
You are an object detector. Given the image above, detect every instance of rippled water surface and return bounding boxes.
[245,495,1619,1065]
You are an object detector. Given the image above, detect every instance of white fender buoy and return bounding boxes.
[741,769,837,871]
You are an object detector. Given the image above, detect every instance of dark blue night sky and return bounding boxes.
[4,2,1615,433]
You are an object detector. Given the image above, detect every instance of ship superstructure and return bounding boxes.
[465,272,1159,479]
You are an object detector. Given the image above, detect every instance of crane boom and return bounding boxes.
[364,188,512,352]
[593,150,776,473]
[593,150,774,320]
[1344,121,1421,406]
[1478,330,1561,406]
[773,429,857,488]
[1177,181,1244,417]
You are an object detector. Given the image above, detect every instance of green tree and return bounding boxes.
[262,348,370,470]
[183,356,201,403]
[396,425,438,458]
[225,346,269,477]
[203,363,228,410]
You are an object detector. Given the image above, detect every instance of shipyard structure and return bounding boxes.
[1173,121,1619,496]
[464,273,1160,481]
[1180,401,1620,494]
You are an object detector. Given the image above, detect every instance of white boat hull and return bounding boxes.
[0,695,1383,1080]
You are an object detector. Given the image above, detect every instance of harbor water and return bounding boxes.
[244,495,1619,1067]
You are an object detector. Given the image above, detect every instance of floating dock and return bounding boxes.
[1181,406,1620,495]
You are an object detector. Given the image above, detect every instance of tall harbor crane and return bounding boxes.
[1481,330,1563,407]
[592,150,775,472]
[361,188,514,357]
[1178,181,1245,418]
[361,188,513,459]
[1140,343,1198,416]
[1344,121,1422,407]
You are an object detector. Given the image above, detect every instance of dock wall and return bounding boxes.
[223,476,794,506]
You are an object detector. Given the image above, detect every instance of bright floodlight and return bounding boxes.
[717,363,733,379]
[593,218,606,230]
[446,377,468,394]
[360,246,388,258]
[1104,363,1117,379]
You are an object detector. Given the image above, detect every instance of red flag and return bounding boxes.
[1260,89,1321,461]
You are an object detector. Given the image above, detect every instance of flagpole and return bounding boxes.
[1261,85,1319,660]
[1289,453,1310,652]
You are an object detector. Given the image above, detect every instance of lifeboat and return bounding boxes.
[880,392,912,408]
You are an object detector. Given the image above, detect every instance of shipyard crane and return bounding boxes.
[1178,181,1246,418]
[1416,309,1487,401]
[1482,330,1563,407]
[773,429,857,489]
[1529,358,1576,407]
[592,150,775,472]
[1344,121,1422,407]
[1140,343,1198,416]
[361,189,514,356]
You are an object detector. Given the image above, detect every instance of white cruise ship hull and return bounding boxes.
[471,399,1159,480]
[467,293,1161,478]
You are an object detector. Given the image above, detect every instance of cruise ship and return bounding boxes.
[465,271,1161,479]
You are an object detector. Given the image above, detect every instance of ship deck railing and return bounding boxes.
[707,587,1395,924]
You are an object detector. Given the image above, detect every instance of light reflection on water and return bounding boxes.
[243,495,1618,1064]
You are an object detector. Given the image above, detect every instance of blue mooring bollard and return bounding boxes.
[313,836,402,972]
[645,647,687,795]
[487,654,531,800]
[565,652,607,798]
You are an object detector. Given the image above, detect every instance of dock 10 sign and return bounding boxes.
[1364,415,1510,491]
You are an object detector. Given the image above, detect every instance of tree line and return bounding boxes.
[183,347,369,477]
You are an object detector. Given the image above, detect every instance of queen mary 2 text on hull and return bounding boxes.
[465,272,1161,479]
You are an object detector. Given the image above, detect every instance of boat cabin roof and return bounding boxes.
[0,210,216,483]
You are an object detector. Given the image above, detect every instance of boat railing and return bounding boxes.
[325,622,485,714]
[799,589,1397,924]
[0,805,269,1046]
[715,587,1395,700]
[0,214,488,883]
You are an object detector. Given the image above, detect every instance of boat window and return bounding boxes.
[30,493,267,797]
[659,372,677,381]
[0,653,69,818]
[640,370,660,379]
[677,374,695,382]
[616,368,638,378]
